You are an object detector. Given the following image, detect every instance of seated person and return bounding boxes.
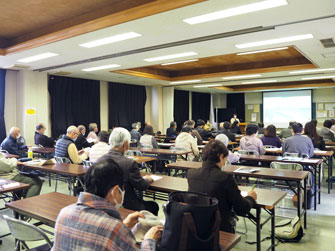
[140,125,158,149]
[278,121,295,139]
[34,123,55,147]
[55,126,88,164]
[331,119,335,132]
[75,125,94,150]
[195,119,213,141]
[304,121,326,151]
[230,121,242,135]
[215,134,240,164]
[258,122,265,134]
[98,127,159,215]
[130,122,142,143]
[89,131,111,162]
[217,121,235,142]
[187,140,257,233]
[175,126,199,161]
[1,127,28,158]
[0,152,42,197]
[185,120,202,145]
[319,120,335,142]
[87,123,99,142]
[261,125,281,148]
[240,124,265,155]
[282,123,314,157]
[52,159,161,250]
[166,121,178,138]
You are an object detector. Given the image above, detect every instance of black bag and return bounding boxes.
[159,191,221,251]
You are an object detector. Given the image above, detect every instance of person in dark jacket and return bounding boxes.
[1,127,27,158]
[304,121,326,151]
[195,119,213,141]
[258,122,265,135]
[34,123,55,147]
[130,122,142,143]
[230,121,242,134]
[75,125,94,150]
[98,127,159,215]
[261,125,281,148]
[217,122,235,142]
[187,140,257,233]
[166,121,177,138]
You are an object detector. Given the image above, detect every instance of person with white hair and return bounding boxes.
[215,134,241,164]
[1,127,28,158]
[98,127,159,215]
[87,123,99,142]
[55,126,88,164]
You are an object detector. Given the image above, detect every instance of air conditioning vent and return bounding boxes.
[3,64,30,69]
[322,52,335,58]
[320,38,335,48]
[53,71,72,76]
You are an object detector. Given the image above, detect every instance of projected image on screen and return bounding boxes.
[263,90,312,128]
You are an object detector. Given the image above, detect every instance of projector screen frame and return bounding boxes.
[262,89,313,128]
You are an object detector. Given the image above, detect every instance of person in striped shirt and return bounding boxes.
[52,158,162,250]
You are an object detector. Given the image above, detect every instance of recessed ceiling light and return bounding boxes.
[236,47,289,55]
[79,32,142,48]
[242,79,277,84]
[82,64,121,72]
[161,59,198,66]
[222,74,262,80]
[183,0,287,24]
[290,68,335,74]
[301,75,335,80]
[144,52,198,62]
[194,84,223,88]
[236,34,313,49]
[17,52,59,63]
[170,79,201,84]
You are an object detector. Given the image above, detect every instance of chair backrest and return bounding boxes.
[270,161,303,171]
[238,150,259,155]
[3,215,52,247]
[82,160,93,167]
[263,145,277,149]
[140,144,153,149]
[126,150,143,156]
[170,146,187,151]
[283,152,299,157]
[55,156,71,164]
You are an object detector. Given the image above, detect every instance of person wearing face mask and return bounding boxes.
[240,124,265,155]
[187,140,257,233]
[1,127,28,158]
[98,127,159,216]
[52,159,162,251]
[55,126,88,164]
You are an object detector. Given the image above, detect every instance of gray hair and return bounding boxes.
[89,123,98,131]
[67,126,78,134]
[132,122,138,129]
[109,127,131,147]
[215,134,229,147]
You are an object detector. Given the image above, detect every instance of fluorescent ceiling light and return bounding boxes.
[242,79,277,84]
[82,64,120,72]
[301,75,335,80]
[290,68,335,74]
[236,47,288,55]
[17,52,58,63]
[161,59,198,66]
[236,34,313,49]
[170,79,201,84]
[222,74,261,80]
[183,0,287,24]
[79,32,142,48]
[145,52,198,62]
[194,84,223,88]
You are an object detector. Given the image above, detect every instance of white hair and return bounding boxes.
[67,126,78,134]
[109,127,131,148]
[215,134,229,147]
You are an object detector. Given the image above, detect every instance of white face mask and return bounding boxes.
[113,187,125,210]
[17,134,21,139]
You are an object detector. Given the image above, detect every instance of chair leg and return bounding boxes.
[55,180,58,192]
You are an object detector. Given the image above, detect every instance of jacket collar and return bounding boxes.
[62,135,74,142]
[202,160,220,170]
[77,192,121,220]
[108,149,123,156]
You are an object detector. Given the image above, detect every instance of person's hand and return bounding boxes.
[144,226,163,241]
[78,149,85,155]
[123,211,144,229]
[144,175,154,183]
[248,190,257,201]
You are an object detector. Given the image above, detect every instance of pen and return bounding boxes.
[251,184,256,191]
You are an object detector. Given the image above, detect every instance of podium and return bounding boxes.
[239,123,247,134]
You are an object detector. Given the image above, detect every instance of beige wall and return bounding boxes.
[145,86,164,132]
[162,87,174,133]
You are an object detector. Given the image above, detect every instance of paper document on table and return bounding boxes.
[150,175,163,181]
[25,159,55,166]
[241,191,248,197]
[234,167,260,173]
[301,159,320,163]
[282,157,303,161]
[2,182,20,189]
[314,151,327,154]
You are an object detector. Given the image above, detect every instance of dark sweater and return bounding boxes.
[260,136,281,148]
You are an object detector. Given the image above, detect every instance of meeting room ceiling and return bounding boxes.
[0,0,334,93]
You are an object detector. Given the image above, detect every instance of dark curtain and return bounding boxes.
[48,75,100,138]
[227,93,245,122]
[0,70,6,142]
[174,90,189,131]
[108,82,146,130]
[192,92,210,122]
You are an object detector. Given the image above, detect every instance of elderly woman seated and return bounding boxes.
[215,134,240,164]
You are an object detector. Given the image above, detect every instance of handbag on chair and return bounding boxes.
[159,191,221,251]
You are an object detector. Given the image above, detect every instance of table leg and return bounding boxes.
[297,182,301,221]
[270,208,275,251]
[314,167,317,211]
[256,207,261,251]
[318,164,321,204]
[304,178,307,229]
[329,155,333,192]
